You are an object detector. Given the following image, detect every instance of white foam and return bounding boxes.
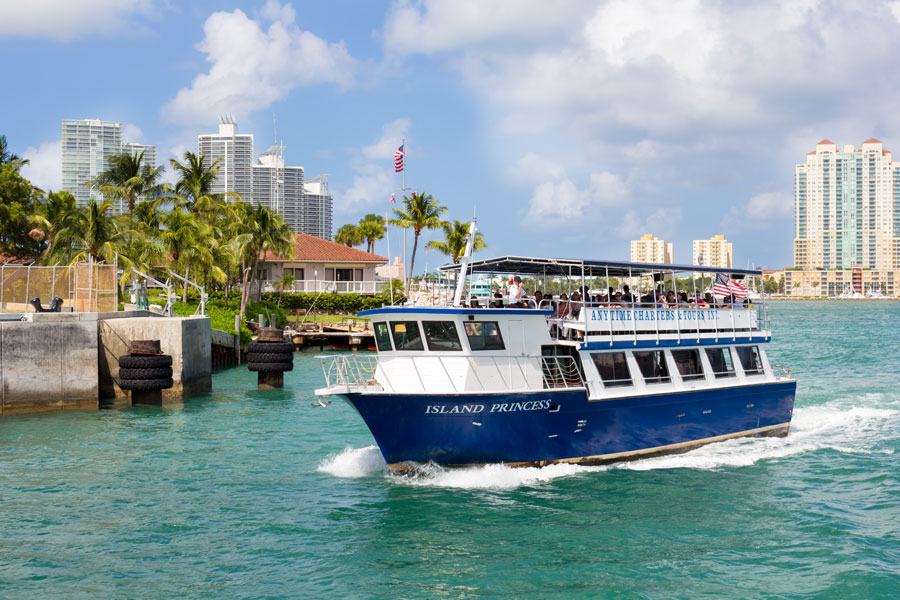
[317,445,386,477]
[618,400,899,471]
[391,461,606,490]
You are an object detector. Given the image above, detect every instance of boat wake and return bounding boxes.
[316,397,898,488]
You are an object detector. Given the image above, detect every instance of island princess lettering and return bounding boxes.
[425,400,553,415]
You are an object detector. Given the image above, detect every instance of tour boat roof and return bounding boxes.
[438,255,761,277]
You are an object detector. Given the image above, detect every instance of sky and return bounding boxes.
[4,0,900,271]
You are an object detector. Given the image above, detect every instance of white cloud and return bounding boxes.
[361,119,411,160]
[334,119,412,214]
[523,169,629,228]
[162,1,357,125]
[619,207,683,240]
[122,124,144,143]
[721,191,793,231]
[0,0,155,41]
[20,140,61,192]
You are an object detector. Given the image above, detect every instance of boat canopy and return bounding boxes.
[437,255,761,278]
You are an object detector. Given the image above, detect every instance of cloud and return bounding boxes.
[162,1,356,125]
[361,119,411,160]
[721,191,793,231]
[523,167,629,228]
[20,140,61,192]
[334,119,412,214]
[122,124,144,142]
[0,0,155,41]
[619,207,683,240]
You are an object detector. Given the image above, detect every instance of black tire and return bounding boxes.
[119,366,173,380]
[119,377,174,391]
[246,351,294,363]
[248,361,294,372]
[119,355,173,369]
[248,341,292,353]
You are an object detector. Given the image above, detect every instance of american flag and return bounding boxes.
[713,273,748,298]
[394,144,405,172]
[390,192,395,203]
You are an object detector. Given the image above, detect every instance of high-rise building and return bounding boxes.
[197,117,254,201]
[122,142,157,170]
[794,138,900,270]
[251,146,333,239]
[61,119,123,207]
[630,234,673,264]
[693,235,733,269]
[299,176,334,241]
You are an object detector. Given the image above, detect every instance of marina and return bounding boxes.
[1,301,897,598]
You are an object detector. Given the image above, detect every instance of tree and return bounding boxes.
[87,150,165,214]
[0,164,43,258]
[357,214,386,253]
[335,223,363,247]
[425,219,486,264]
[0,135,28,167]
[275,271,296,306]
[46,199,137,265]
[158,208,222,302]
[169,151,223,212]
[231,203,294,318]
[388,192,448,284]
[29,191,77,258]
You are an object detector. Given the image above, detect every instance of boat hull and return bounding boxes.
[341,381,797,468]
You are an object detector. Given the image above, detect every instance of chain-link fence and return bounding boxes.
[0,262,117,313]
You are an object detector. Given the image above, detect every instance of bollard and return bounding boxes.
[247,329,293,390]
[117,340,174,406]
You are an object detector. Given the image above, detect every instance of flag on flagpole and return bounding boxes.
[390,192,395,203]
[713,273,748,298]
[394,144,405,172]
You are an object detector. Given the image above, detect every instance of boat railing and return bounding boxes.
[318,354,585,394]
[540,299,766,344]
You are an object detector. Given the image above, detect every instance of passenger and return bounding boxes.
[534,290,544,309]
[508,276,524,307]
[470,296,480,309]
[556,293,570,318]
[704,292,714,306]
[623,285,633,304]
[679,292,689,306]
[696,294,707,306]
[666,291,676,306]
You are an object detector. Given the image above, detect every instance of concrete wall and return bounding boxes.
[0,320,99,415]
[98,315,212,403]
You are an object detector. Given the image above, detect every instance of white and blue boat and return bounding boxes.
[316,229,796,470]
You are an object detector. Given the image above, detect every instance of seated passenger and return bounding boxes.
[534,290,544,309]
[556,293,570,318]
[470,296,480,308]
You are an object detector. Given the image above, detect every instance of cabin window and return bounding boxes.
[464,321,505,351]
[591,352,632,387]
[633,351,671,384]
[422,321,462,351]
[389,321,424,351]
[373,322,392,352]
[736,345,764,375]
[671,349,704,381]
[706,347,735,378]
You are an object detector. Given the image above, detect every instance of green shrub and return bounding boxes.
[263,291,406,313]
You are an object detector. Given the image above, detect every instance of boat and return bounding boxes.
[315,225,797,469]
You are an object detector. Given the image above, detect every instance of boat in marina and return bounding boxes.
[315,227,797,469]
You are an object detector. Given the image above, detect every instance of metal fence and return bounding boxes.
[0,262,117,313]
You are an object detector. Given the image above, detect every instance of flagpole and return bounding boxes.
[401,137,407,292]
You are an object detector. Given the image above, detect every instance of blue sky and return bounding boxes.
[5,0,900,271]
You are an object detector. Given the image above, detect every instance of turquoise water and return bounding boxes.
[2,302,899,599]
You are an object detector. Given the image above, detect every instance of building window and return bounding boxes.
[389,321,424,351]
[736,346,764,375]
[591,352,632,387]
[671,349,704,381]
[373,322,392,352]
[422,321,462,351]
[633,351,671,384]
[705,348,736,378]
[463,321,505,351]
[354,268,363,281]
[336,268,353,281]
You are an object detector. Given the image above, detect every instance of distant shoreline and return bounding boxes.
[767,297,897,302]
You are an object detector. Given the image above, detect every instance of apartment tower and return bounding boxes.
[693,235,733,269]
[630,234,673,264]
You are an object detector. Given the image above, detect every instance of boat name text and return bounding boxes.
[425,400,553,415]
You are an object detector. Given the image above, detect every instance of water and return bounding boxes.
[2,302,899,598]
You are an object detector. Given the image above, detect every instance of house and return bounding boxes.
[259,233,388,295]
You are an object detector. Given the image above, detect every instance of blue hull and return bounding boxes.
[343,381,797,467]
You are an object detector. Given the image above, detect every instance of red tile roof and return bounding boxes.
[808,150,816,155]
[816,138,835,145]
[861,137,882,144]
[261,233,387,263]
[0,253,38,265]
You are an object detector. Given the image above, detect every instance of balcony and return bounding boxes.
[261,279,386,295]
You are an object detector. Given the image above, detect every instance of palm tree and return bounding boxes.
[335,223,363,247]
[169,151,224,212]
[0,135,28,167]
[87,150,165,214]
[357,214,386,253]
[388,192,448,284]
[29,191,77,257]
[232,203,294,318]
[425,219,486,263]
[159,208,222,302]
[46,199,137,265]
[275,271,296,306]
